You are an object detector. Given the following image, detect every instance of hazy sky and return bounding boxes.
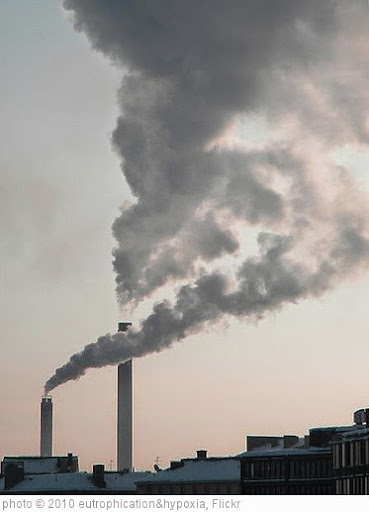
[2,0,369,472]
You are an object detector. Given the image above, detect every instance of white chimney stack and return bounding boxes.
[40,395,53,457]
[117,322,133,472]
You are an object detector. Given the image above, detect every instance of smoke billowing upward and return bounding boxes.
[45,0,369,393]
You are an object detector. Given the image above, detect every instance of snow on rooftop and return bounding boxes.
[2,456,76,475]
[3,473,96,493]
[105,472,152,491]
[23,459,59,474]
[139,459,239,485]
[0,471,152,493]
[309,426,355,433]
[238,447,330,458]
[334,426,369,440]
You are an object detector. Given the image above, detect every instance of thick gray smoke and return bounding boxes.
[45,0,369,392]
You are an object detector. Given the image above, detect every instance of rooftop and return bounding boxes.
[0,471,151,494]
[332,426,369,441]
[2,455,78,475]
[238,447,330,458]
[138,459,240,485]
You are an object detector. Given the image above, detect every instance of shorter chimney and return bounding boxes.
[354,408,369,426]
[92,464,106,488]
[40,395,53,457]
[196,450,207,459]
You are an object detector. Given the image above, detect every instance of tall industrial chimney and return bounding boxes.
[40,395,53,457]
[117,322,133,472]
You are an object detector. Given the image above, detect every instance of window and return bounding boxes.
[333,445,339,469]
[357,477,363,495]
[350,443,354,467]
[243,462,252,478]
[254,461,261,477]
[336,480,341,495]
[269,461,274,478]
[316,459,322,475]
[311,460,316,476]
[305,460,311,478]
[342,443,346,467]
[289,460,294,478]
[355,442,361,466]
[361,441,366,466]
[345,443,351,467]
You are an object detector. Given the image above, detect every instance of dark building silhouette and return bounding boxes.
[0,458,151,494]
[240,446,333,494]
[332,409,369,494]
[239,428,356,495]
[1,454,79,477]
[0,454,79,492]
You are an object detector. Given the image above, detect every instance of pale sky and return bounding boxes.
[1,0,369,473]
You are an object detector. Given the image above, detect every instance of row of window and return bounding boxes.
[288,485,333,495]
[244,485,286,495]
[243,460,286,479]
[332,439,369,469]
[243,484,333,495]
[243,457,330,480]
[138,483,238,495]
[289,459,330,479]
[336,476,369,495]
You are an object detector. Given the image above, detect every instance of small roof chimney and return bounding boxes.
[196,450,207,459]
[92,464,105,488]
[354,408,369,426]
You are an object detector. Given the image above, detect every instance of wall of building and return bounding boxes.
[332,429,369,495]
[241,452,333,495]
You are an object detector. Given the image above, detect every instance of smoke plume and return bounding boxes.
[45,0,369,392]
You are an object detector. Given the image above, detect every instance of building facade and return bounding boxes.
[240,447,333,494]
[332,426,369,494]
[239,429,353,495]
